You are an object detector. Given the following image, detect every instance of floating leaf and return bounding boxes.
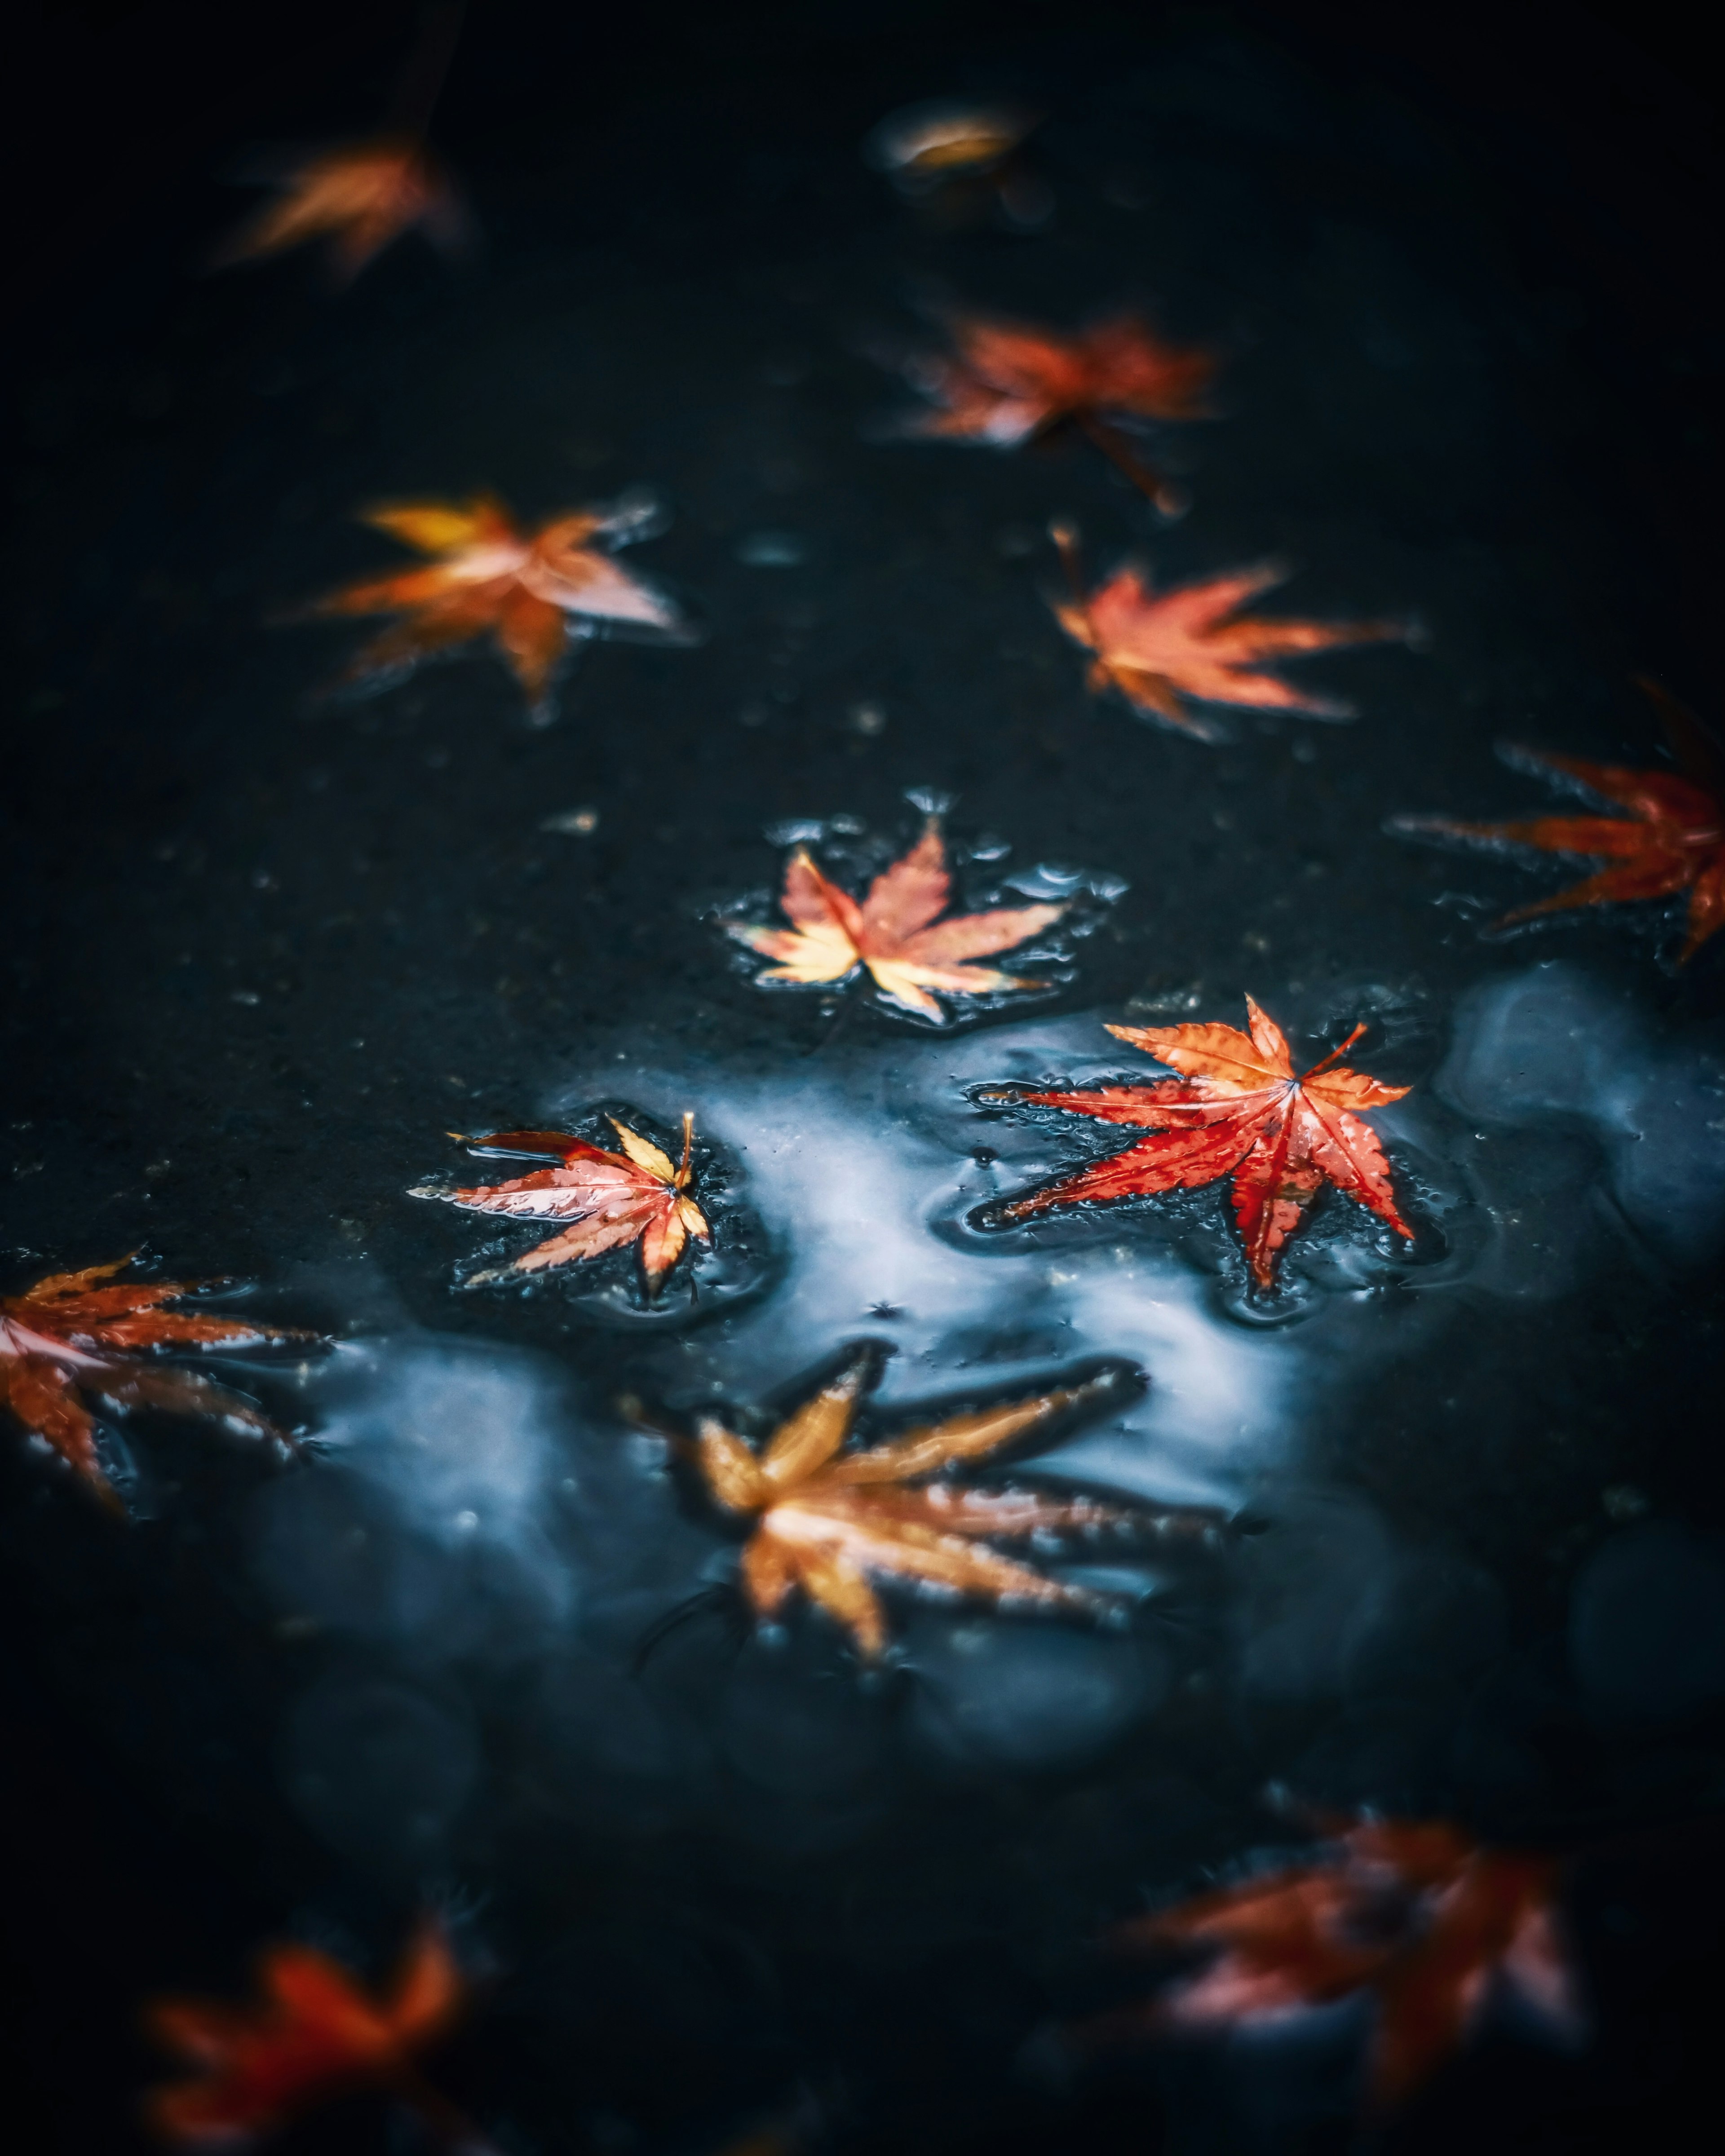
[413,1116,710,1291]
[1050,521,1405,739]
[0,1255,310,1504]
[303,491,687,723]
[726,816,1065,1022]
[979,998,1412,1290]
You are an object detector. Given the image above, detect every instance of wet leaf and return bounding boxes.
[895,308,1216,507]
[1104,1816,1581,2112]
[0,1255,312,1504]
[1392,681,1725,960]
[673,1341,1220,1660]
[302,491,687,723]
[214,135,469,284]
[1049,522,1406,739]
[978,998,1412,1291]
[726,816,1065,1022]
[413,1115,711,1290]
[145,1919,483,2147]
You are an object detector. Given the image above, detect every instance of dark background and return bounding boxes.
[4,3,1723,2152]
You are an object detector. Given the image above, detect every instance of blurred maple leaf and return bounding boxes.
[1392,679,1725,961]
[213,3,470,285]
[146,1919,486,2148]
[726,816,1065,1022]
[1049,521,1406,740]
[302,492,687,723]
[894,307,1216,510]
[0,1256,310,1506]
[1099,1816,1581,2112]
[213,135,469,285]
[683,1341,1219,1659]
[412,1115,710,1291]
[979,998,1413,1291]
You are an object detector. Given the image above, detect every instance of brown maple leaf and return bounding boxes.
[213,134,469,284]
[302,491,686,723]
[1049,521,1406,740]
[145,1918,484,2149]
[895,307,1216,510]
[0,1256,310,1506]
[725,816,1066,1022]
[411,1115,710,1291]
[1392,680,1725,961]
[1103,1816,1580,2112]
[979,998,1413,1290]
[686,1342,1218,1660]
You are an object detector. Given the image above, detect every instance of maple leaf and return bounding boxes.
[145,1919,485,2148]
[411,1114,711,1291]
[0,1256,310,1506]
[978,998,1413,1291]
[1106,1816,1580,2112]
[304,491,686,723]
[213,134,469,284]
[725,816,1066,1022]
[1049,521,1406,740]
[898,308,1216,505]
[1391,680,1725,961]
[684,1342,1220,1660]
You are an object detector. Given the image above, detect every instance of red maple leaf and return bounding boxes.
[1050,521,1406,739]
[980,998,1413,1290]
[1393,680,1725,961]
[303,492,686,723]
[1104,1816,1580,2112]
[412,1115,710,1290]
[145,1920,484,2148]
[725,816,1066,1022]
[0,1256,309,1505]
[895,308,1216,510]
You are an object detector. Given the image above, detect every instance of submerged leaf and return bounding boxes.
[413,1115,711,1291]
[979,998,1412,1290]
[0,1256,311,1503]
[672,1342,1221,1659]
[726,817,1065,1022]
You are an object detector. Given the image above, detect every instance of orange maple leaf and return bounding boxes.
[979,998,1413,1290]
[412,1115,710,1290]
[1105,1816,1579,2112]
[303,492,686,722]
[145,1920,481,2148]
[214,135,469,284]
[687,1342,1218,1660]
[0,1256,310,1505]
[1049,521,1406,740]
[726,816,1066,1022]
[1393,681,1725,961]
[897,307,1216,509]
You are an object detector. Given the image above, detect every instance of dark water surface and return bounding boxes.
[4,5,1723,2152]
